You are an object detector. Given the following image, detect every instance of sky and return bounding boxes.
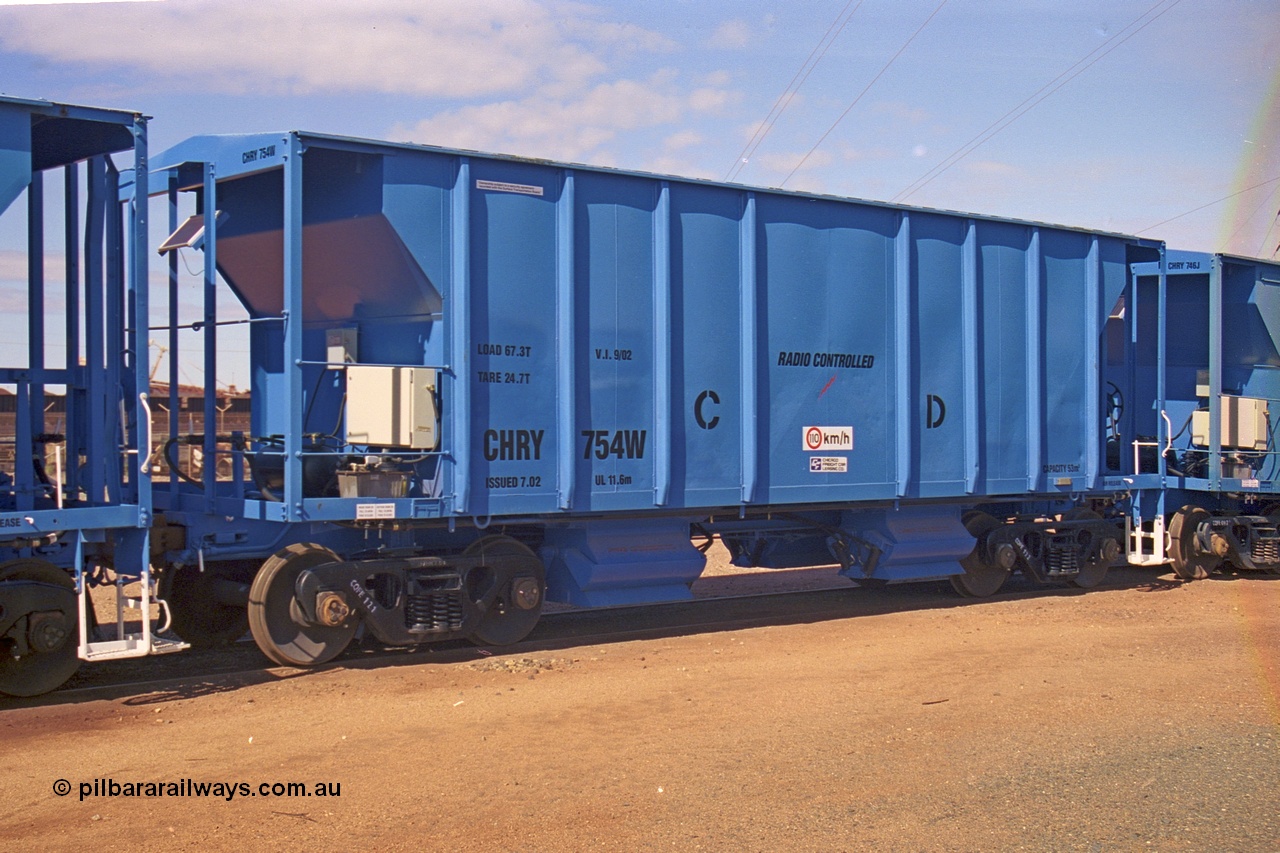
[0,0,1277,387]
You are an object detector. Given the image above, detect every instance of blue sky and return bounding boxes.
[0,0,1277,386]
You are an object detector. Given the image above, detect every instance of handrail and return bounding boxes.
[138,392,151,459]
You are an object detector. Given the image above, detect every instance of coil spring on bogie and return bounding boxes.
[404,570,466,634]
[1252,537,1280,567]
[405,591,465,633]
[1045,543,1079,577]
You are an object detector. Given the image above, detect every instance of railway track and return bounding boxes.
[4,567,1163,709]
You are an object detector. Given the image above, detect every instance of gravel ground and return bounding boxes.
[2,558,1278,851]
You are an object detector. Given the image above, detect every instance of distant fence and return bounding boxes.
[0,391,252,487]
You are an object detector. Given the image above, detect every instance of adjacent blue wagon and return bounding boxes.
[0,96,183,698]
[1118,252,1279,576]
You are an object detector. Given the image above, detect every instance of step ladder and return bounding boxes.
[77,567,188,662]
[1126,514,1168,567]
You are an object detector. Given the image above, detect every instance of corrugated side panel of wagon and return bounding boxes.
[152,132,1138,519]
[459,157,1133,514]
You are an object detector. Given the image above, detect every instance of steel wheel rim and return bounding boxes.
[0,559,80,697]
[464,536,545,646]
[952,512,1009,598]
[1169,506,1219,580]
[248,544,356,667]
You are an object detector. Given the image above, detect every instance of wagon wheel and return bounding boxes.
[464,535,545,646]
[159,561,251,646]
[1168,505,1220,580]
[0,559,81,697]
[247,544,356,667]
[950,511,1010,597]
[1063,508,1116,589]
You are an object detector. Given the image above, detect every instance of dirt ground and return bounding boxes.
[2,552,1278,852]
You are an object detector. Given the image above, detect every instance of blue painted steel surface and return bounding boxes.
[0,96,149,556]
[838,506,973,582]
[11,101,1273,690]
[1126,252,1279,501]
[145,127,1224,606]
[543,519,707,607]
[152,131,1151,529]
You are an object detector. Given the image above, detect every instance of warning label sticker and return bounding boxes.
[355,503,397,520]
[476,179,544,197]
[809,456,848,473]
[803,425,853,452]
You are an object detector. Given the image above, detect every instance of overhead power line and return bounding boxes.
[724,0,865,183]
[1260,208,1280,259]
[1250,186,1280,258]
[891,0,1184,204]
[782,0,950,189]
[1220,177,1280,253]
[1134,174,1280,235]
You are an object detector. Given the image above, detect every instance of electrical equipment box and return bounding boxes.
[345,366,438,450]
[326,327,358,364]
[1191,396,1270,450]
[1194,370,1210,399]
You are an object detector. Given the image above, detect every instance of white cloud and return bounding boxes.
[709,19,750,49]
[833,142,894,164]
[873,101,929,124]
[961,159,1024,178]
[391,71,704,164]
[560,6,678,55]
[0,0,671,98]
[0,287,26,315]
[689,87,733,113]
[0,249,65,289]
[663,130,703,152]
[640,155,716,181]
[756,149,833,176]
[734,119,768,146]
[0,250,27,284]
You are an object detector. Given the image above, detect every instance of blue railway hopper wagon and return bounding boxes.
[145,128,1163,668]
[1116,252,1279,577]
[0,96,182,698]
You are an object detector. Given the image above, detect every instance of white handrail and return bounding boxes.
[54,444,63,509]
[138,392,152,463]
